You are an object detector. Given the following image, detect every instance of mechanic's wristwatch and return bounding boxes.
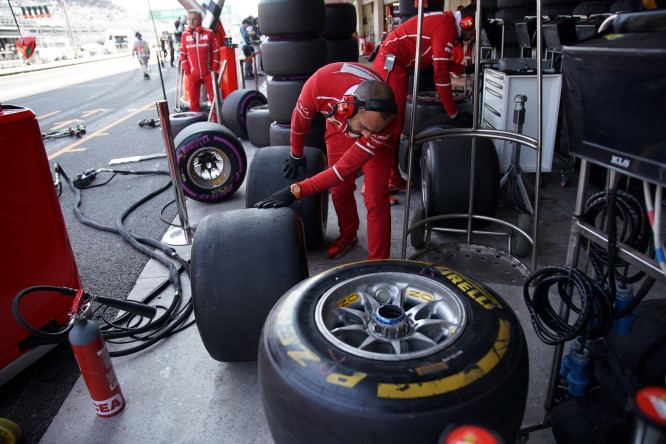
[290,184,302,202]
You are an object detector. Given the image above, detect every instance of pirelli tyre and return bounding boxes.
[258,260,529,444]
[266,77,307,123]
[261,38,328,78]
[221,89,267,140]
[421,136,499,229]
[325,37,359,63]
[269,121,326,152]
[258,0,326,37]
[191,208,309,362]
[169,111,207,139]
[174,122,247,202]
[246,105,272,148]
[321,3,357,38]
[245,145,328,249]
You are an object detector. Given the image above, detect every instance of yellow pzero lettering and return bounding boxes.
[326,371,367,388]
[287,348,321,367]
[338,293,359,307]
[277,325,298,346]
[376,319,510,398]
[406,289,434,302]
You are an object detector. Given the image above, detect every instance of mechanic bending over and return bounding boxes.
[371,0,480,191]
[254,62,398,261]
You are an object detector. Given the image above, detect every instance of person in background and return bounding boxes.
[131,32,150,79]
[245,18,263,76]
[371,0,480,193]
[240,18,254,79]
[254,62,398,260]
[179,9,220,112]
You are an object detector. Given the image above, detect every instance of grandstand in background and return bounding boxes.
[0,0,174,68]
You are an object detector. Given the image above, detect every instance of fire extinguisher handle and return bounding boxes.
[95,296,157,319]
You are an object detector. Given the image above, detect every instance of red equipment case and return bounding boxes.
[0,104,81,378]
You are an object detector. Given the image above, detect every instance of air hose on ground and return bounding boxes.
[26,163,196,357]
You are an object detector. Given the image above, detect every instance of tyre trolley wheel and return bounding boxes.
[258,260,529,444]
[173,122,247,202]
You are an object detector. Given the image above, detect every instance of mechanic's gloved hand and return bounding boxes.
[283,154,307,179]
[452,111,474,127]
[254,187,296,208]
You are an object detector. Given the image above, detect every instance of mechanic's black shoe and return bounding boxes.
[144,73,149,79]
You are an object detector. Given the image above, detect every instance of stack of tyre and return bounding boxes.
[321,2,358,63]
[258,0,328,150]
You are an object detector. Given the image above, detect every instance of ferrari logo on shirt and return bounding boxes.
[328,116,343,128]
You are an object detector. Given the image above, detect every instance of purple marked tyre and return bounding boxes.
[174,122,247,203]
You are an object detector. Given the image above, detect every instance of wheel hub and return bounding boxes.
[315,272,467,361]
[193,150,224,180]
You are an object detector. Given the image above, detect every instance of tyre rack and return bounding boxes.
[400,0,548,275]
[522,160,666,436]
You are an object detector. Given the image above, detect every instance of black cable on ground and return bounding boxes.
[54,163,194,357]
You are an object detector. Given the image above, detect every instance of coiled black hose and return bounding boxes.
[524,266,613,345]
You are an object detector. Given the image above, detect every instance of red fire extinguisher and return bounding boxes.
[13,286,156,418]
[68,289,125,417]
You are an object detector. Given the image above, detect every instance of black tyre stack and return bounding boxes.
[258,0,328,150]
[321,3,358,64]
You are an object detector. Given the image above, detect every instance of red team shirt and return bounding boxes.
[380,11,459,116]
[290,62,395,197]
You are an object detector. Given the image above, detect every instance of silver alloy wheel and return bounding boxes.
[315,272,466,361]
[186,147,231,189]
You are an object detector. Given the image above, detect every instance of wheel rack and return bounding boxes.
[400,1,549,276]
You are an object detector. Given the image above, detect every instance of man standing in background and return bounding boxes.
[131,32,150,79]
[180,10,220,112]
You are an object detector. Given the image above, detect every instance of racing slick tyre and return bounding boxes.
[174,122,247,202]
[421,136,499,229]
[403,92,446,135]
[269,121,326,152]
[221,89,267,140]
[258,0,326,37]
[258,260,529,444]
[261,38,328,77]
[169,111,207,139]
[191,208,309,362]
[512,213,532,258]
[245,146,328,249]
[247,105,272,148]
[409,207,427,250]
[321,3,357,38]
[266,77,307,123]
[325,37,359,63]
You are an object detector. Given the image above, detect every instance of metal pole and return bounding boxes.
[532,0,543,272]
[155,100,193,245]
[400,0,426,258]
[211,70,223,124]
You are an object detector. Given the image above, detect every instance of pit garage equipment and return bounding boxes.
[0,105,81,386]
[42,124,86,140]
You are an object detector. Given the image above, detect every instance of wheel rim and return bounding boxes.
[186,147,232,189]
[315,272,467,361]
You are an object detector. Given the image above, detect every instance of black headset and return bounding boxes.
[332,94,398,118]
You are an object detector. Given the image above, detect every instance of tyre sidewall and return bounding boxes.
[260,261,528,443]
